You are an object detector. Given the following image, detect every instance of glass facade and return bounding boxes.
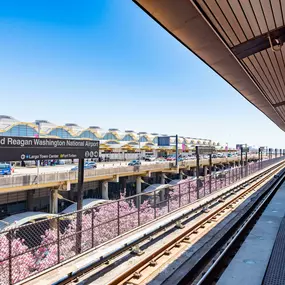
[1,124,38,137]
[103,133,117,140]
[79,131,100,140]
[0,121,219,148]
[139,136,148,142]
[48,128,73,138]
[122,135,134,141]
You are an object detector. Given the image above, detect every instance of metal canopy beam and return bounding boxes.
[273,101,285,108]
[133,0,285,132]
[232,26,285,60]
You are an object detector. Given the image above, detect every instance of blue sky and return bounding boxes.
[0,0,284,148]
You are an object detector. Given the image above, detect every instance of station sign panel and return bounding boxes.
[236,144,243,150]
[259,147,265,153]
[0,136,100,161]
[158,136,170,147]
[196,146,216,155]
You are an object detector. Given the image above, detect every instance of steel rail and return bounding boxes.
[195,167,285,284]
[107,163,285,285]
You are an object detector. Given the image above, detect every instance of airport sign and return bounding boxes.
[157,136,170,146]
[0,136,100,161]
[196,146,216,155]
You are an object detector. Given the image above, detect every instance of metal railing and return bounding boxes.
[0,156,282,284]
[0,156,259,189]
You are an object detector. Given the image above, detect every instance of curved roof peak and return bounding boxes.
[0,115,16,120]
[65,123,79,127]
[34,120,51,124]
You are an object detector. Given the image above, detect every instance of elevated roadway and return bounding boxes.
[0,156,258,193]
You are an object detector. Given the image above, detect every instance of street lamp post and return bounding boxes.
[240,146,243,176]
[240,144,248,177]
[36,122,40,185]
[175,134,178,168]
[138,134,141,161]
[258,147,263,170]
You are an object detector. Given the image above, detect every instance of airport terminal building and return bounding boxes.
[0,115,224,160]
[0,115,230,219]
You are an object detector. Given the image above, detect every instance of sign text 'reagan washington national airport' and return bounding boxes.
[0,136,100,161]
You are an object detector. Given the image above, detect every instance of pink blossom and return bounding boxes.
[0,162,266,284]
[0,235,35,285]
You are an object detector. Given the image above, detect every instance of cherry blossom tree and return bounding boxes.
[1,161,264,284]
[35,196,157,267]
[0,234,35,285]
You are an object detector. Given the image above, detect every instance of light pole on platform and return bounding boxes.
[138,134,141,162]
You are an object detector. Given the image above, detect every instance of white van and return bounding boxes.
[145,152,156,161]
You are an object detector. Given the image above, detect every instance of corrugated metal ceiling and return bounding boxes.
[196,0,285,122]
[134,0,285,131]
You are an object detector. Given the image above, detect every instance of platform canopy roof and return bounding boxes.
[60,198,108,214]
[142,183,170,194]
[0,211,58,231]
[134,0,285,131]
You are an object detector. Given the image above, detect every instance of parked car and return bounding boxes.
[70,162,97,171]
[85,161,97,168]
[145,156,156,161]
[217,153,226,158]
[0,164,13,175]
[156,157,166,162]
[166,155,175,161]
[188,156,195,160]
[128,160,141,166]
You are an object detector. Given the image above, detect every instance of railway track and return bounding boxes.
[106,163,285,285]
[51,162,285,285]
[193,168,285,285]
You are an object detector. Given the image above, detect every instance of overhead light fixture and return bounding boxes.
[268,34,283,52]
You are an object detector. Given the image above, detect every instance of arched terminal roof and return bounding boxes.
[134,0,285,131]
[0,115,219,147]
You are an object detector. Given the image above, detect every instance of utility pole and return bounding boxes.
[175,134,178,168]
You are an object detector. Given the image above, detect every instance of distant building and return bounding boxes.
[0,116,222,157]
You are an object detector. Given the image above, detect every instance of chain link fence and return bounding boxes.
[0,156,283,284]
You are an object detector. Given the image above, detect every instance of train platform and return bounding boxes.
[218,181,285,285]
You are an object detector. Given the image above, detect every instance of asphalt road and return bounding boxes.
[12,160,164,175]
[11,155,263,176]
